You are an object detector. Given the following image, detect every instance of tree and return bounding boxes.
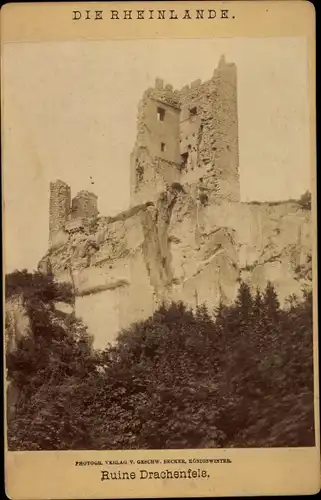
[97,301,225,449]
[6,271,314,450]
[253,288,263,317]
[234,281,253,323]
[262,281,280,320]
[215,281,314,448]
[298,190,311,210]
[6,270,97,450]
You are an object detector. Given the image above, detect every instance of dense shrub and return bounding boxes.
[298,190,312,210]
[6,271,315,450]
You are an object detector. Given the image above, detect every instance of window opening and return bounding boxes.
[181,152,188,169]
[157,107,166,121]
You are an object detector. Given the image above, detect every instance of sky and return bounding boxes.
[2,37,311,272]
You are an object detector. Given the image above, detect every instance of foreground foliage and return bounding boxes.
[6,271,314,450]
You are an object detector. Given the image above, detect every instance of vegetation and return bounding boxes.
[171,182,186,194]
[6,271,314,450]
[248,190,312,209]
[136,164,144,183]
[298,190,312,210]
[199,192,209,206]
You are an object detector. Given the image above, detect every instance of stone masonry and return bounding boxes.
[49,181,98,248]
[49,180,71,247]
[41,55,312,349]
[130,55,240,206]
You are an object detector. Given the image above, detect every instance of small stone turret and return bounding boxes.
[49,182,99,246]
[70,191,98,219]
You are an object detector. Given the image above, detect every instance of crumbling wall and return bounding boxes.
[130,80,182,206]
[49,182,100,248]
[49,180,71,247]
[179,79,206,159]
[179,79,214,188]
[130,56,240,207]
[71,190,98,220]
[211,55,240,202]
[179,56,240,203]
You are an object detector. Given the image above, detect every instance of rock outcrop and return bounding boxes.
[38,188,312,349]
[38,57,312,349]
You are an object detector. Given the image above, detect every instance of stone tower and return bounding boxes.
[71,191,98,219]
[211,54,240,201]
[49,179,71,247]
[130,79,182,206]
[130,55,240,206]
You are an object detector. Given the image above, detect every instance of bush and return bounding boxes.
[298,190,311,210]
[6,271,314,450]
[199,192,209,205]
[171,182,186,193]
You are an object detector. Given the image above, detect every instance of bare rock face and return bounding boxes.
[38,188,312,349]
[5,295,31,354]
[40,57,313,349]
[38,57,313,349]
[5,295,31,421]
[168,195,311,308]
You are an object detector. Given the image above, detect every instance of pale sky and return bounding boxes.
[3,37,310,272]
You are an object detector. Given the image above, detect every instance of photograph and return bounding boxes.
[3,36,315,454]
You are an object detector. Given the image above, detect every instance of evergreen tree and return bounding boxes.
[235,282,253,319]
[263,281,280,320]
[6,271,314,450]
[253,288,263,317]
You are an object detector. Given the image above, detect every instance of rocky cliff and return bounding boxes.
[38,186,312,349]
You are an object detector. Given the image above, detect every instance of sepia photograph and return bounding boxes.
[3,33,316,454]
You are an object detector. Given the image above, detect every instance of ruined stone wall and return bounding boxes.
[179,56,240,203]
[71,191,99,220]
[130,56,240,206]
[49,182,100,247]
[179,79,205,158]
[143,89,181,162]
[211,56,240,201]
[131,146,181,206]
[42,57,310,350]
[49,180,71,247]
[179,79,214,185]
[130,80,182,206]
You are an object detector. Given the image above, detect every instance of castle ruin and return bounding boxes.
[42,55,312,349]
[130,54,240,206]
[49,181,98,248]
[49,55,240,247]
